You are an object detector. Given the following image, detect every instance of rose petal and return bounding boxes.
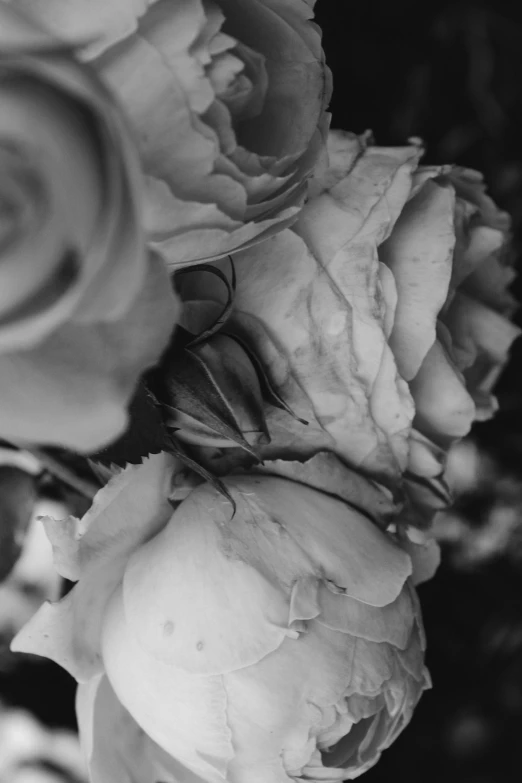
[219,0,330,157]
[122,483,293,675]
[252,451,397,528]
[443,291,521,371]
[0,253,177,451]
[317,587,415,649]
[462,252,518,314]
[380,179,455,381]
[0,27,147,351]
[400,537,441,586]
[11,452,176,680]
[76,674,176,783]
[10,0,157,58]
[410,339,476,442]
[101,586,233,783]
[230,224,414,477]
[223,623,357,782]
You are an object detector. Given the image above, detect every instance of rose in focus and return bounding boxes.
[13,452,430,782]
[14,0,332,268]
[181,131,518,496]
[0,4,177,451]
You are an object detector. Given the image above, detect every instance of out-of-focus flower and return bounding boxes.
[0,3,178,451]
[182,131,518,499]
[0,447,40,581]
[12,0,332,268]
[0,704,86,783]
[433,439,522,568]
[12,452,430,783]
[0,495,65,649]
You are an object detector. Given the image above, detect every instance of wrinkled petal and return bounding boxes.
[229,226,414,479]
[225,136,424,476]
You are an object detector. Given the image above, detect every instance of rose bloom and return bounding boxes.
[0,4,177,451]
[13,452,430,783]
[14,0,332,268]
[181,131,518,506]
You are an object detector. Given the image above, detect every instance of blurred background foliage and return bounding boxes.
[2,1,522,781]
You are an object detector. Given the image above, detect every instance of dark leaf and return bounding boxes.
[91,384,171,467]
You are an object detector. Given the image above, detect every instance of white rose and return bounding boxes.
[13,452,429,783]
[13,0,332,267]
[0,3,178,451]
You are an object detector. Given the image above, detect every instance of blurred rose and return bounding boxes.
[0,495,65,652]
[0,4,178,451]
[12,0,332,268]
[13,452,429,782]
[0,705,86,783]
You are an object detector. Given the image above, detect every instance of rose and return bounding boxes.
[14,0,332,268]
[179,131,518,500]
[13,452,430,782]
[0,4,178,451]
[299,135,519,484]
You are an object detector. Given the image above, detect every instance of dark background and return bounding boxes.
[314,2,522,781]
[3,2,522,781]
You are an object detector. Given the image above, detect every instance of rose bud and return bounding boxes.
[166,332,270,452]
[16,0,332,268]
[12,452,429,783]
[0,4,178,451]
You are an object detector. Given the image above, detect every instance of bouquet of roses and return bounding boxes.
[0,1,518,781]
